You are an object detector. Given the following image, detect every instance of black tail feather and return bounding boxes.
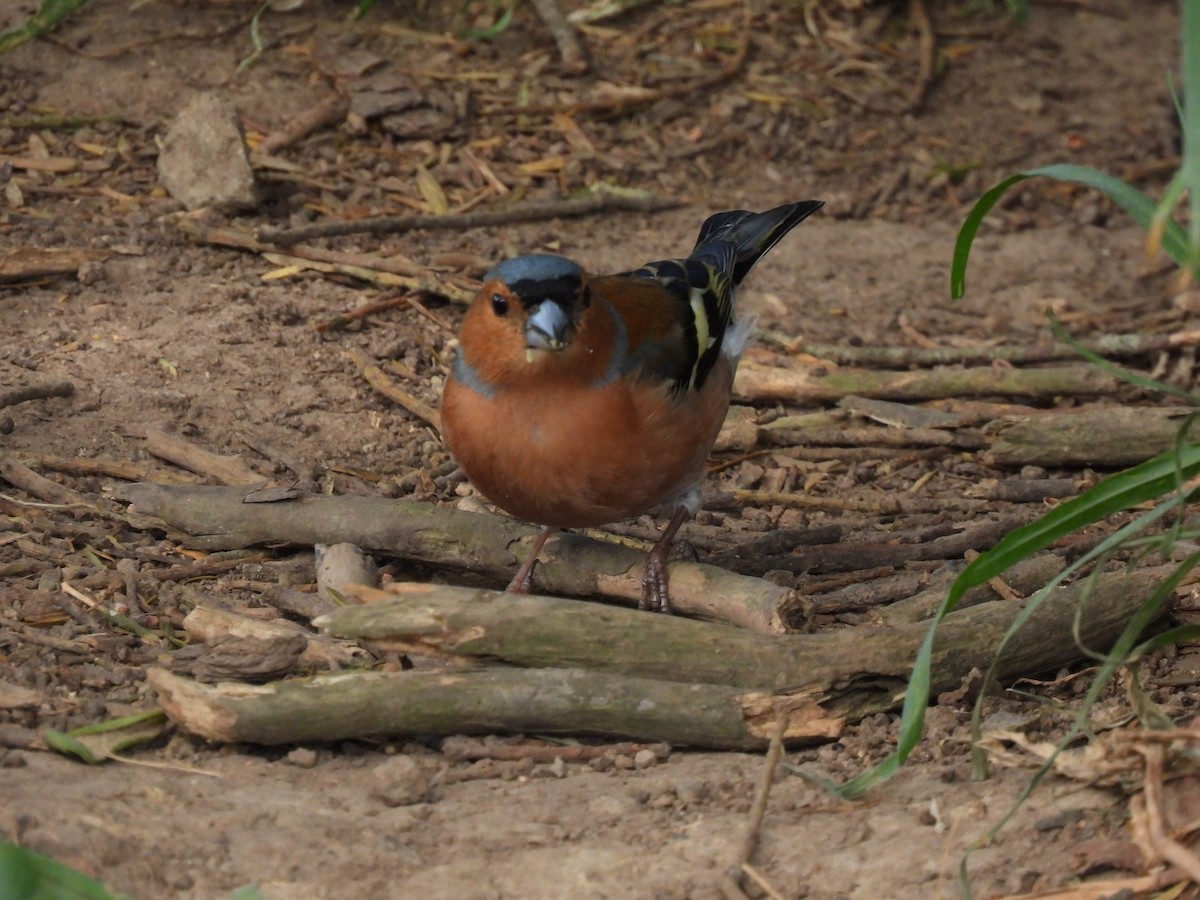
[694,200,824,285]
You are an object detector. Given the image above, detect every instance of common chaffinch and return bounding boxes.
[441,200,823,612]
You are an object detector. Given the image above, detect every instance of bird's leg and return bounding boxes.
[506,526,556,593]
[641,505,690,613]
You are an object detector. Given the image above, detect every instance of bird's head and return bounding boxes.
[477,254,590,361]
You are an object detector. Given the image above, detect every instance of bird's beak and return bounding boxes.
[524,301,573,353]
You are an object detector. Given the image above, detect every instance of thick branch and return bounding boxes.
[986,406,1196,467]
[148,568,1169,750]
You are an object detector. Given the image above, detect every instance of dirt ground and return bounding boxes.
[1,0,1197,897]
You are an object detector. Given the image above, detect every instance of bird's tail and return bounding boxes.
[693,200,824,286]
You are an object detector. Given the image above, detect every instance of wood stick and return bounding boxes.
[734,360,1119,404]
[0,455,89,507]
[322,571,1164,695]
[147,664,829,750]
[784,330,1200,369]
[174,218,474,303]
[110,483,797,632]
[986,406,1195,467]
[255,91,349,156]
[257,192,683,247]
[148,567,1169,749]
[141,427,264,486]
[0,381,74,410]
[0,247,107,284]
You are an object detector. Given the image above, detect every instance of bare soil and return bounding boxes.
[1,1,1197,898]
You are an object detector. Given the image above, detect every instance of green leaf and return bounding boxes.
[0,842,121,900]
[43,711,166,765]
[951,164,1193,298]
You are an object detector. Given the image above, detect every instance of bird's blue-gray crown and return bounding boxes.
[486,254,585,310]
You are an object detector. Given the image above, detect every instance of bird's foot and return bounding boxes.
[640,545,672,614]
[505,569,533,594]
[505,526,556,595]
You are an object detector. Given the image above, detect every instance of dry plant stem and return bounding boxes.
[150,567,1168,749]
[0,381,74,410]
[790,329,1200,368]
[1138,743,1200,883]
[986,406,1196,467]
[258,193,682,247]
[111,483,794,632]
[141,426,263,486]
[734,360,1118,404]
[175,219,474,302]
[725,715,787,893]
[906,0,938,112]
[530,0,589,73]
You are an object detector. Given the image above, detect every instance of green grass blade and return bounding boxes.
[1048,314,1200,404]
[952,165,1193,298]
[838,441,1200,797]
[0,0,90,55]
[0,842,121,900]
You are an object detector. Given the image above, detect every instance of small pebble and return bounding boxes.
[371,755,430,807]
[633,749,657,770]
[284,747,318,768]
[676,780,707,805]
[614,754,635,770]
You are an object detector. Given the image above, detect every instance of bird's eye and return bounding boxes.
[491,293,509,316]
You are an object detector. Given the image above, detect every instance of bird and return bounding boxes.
[440,200,823,612]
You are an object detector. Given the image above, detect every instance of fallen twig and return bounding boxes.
[257,191,683,247]
[0,455,89,507]
[255,91,349,156]
[141,426,264,486]
[346,348,442,434]
[530,0,589,73]
[735,360,1119,404]
[906,0,938,112]
[782,330,1200,369]
[721,714,787,897]
[0,381,74,411]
